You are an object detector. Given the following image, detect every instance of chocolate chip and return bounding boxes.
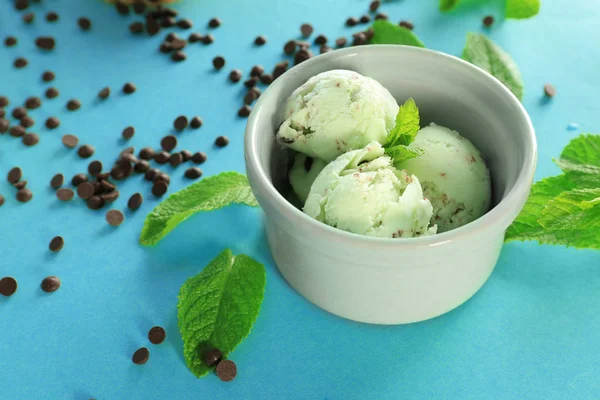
[152,180,168,197]
[202,348,222,367]
[273,60,289,78]
[188,32,203,43]
[15,0,28,11]
[0,195,4,207]
[129,21,144,34]
[7,167,22,184]
[346,17,358,27]
[45,87,59,99]
[101,191,119,203]
[41,276,60,292]
[22,13,34,24]
[320,45,331,54]
[146,17,160,36]
[46,12,59,22]
[192,152,207,164]
[0,277,17,297]
[250,65,264,77]
[300,23,313,37]
[62,134,78,148]
[283,40,296,55]
[77,144,95,158]
[132,347,149,365]
[166,33,179,41]
[177,19,193,29]
[88,160,103,177]
[352,32,367,46]
[42,71,55,82]
[13,180,27,190]
[134,160,149,173]
[144,168,158,181]
[260,74,273,85]
[173,115,189,131]
[139,147,155,160]
[169,152,183,167]
[71,173,87,186]
[66,99,81,111]
[202,34,214,45]
[123,82,136,94]
[20,116,34,128]
[215,135,229,147]
[375,12,388,20]
[78,17,92,30]
[216,360,237,382]
[229,69,242,83]
[237,105,251,118]
[295,40,310,50]
[0,119,8,133]
[171,51,187,62]
[208,17,221,28]
[50,173,64,189]
[16,188,33,202]
[170,38,187,50]
[360,15,371,24]
[87,195,105,210]
[56,188,74,201]
[254,35,267,46]
[122,126,135,140]
[36,36,56,50]
[159,42,172,53]
[9,126,25,137]
[161,17,176,28]
[184,167,202,179]
[98,87,110,99]
[49,236,64,252]
[5,37,17,47]
[190,116,202,129]
[12,107,26,119]
[44,117,59,129]
[483,15,494,27]
[76,182,95,199]
[0,96,8,107]
[314,35,327,45]
[133,1,146,14]
[294,49,312,65]
[154,151,170,165]
[96,172,110,181]
[399,20,414,30]
[244,89,260,105]
[213,56,225,70]
[127,193,143,211]
[115,1,129,14]
[369,0,381,12]
[106,209,124,227]
[544,83,556,97]
[22,133,39,146]
[148,326,166,344]
[161,135,177,152]
[244,77,258,88]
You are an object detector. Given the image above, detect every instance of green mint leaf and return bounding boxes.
[462,33,524,101]
[555,134,600,174]
[140,172,258,246]
[539,188,600,230]
[385,98,420,148]
[369,20,425,48]
[506,0,541,19]
[386,145,425,164]
[439,0,461,12]
[178,249,266,378]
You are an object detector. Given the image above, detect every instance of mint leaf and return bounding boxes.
[439,0,461,11]
[369,20,425,48]
[555,134,600,174]
[178,249,266,378]
[385,98,420,148]
[506,0,541,19]
[140,172,258,246]
[462,33,524,101]
[385,144,425,163]
[539,188,600,230]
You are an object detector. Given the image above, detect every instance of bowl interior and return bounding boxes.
[251,46,534,220]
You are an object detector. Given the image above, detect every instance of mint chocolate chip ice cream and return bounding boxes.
[289,154,327,204]
[304,142,437,238]
[276,70,399,162]
[395,123,492,232]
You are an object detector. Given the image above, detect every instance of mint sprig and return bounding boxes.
[369,20,425,48]
[178,249,266,378]
[140,172,258,246]
[383,98,424,163]
[440,0,541,19]
[462,33,524,101]
[506,134,600,249]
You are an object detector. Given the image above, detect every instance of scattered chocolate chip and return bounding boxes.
[46,12,59,22]
[87,195,105,210]
[352,32,367,46]
[203,348,222,367]
[129,21,144,34]
[9,126,25,137]
[294,49,312,65]
[215,135,230,147]
[237,105,251,118]
[154,173,170,185]
[273,60,289,78]
[144,168,158,181]
[14,0,28,10]
[41,276,60,292]
[96,172,110,181]
[13,107,26,119]
[283,40,296,55]
[177,150,191,162]
[184,167,202,180]
[173,115,189,131]
[369,0,381,12]
[483,15,494,27]
[146,17,160,36]
[45,87,59,99]
[100,180,115,192]
[250,65,264,78]
[14,57,28,68]
[66,99,81,111]
[0,194,4,207]
[216,360,237,382]
[22,133,39,146]
[169,152,183,167]
[101,191,119,203]
[127,193,143,211]
[202,34,214,45]
[88,160,103,177]
[77,144,95,158]
[213,56,225,70]
[159,42,172,53]
[154,151,170,165]
[188,32,203,43]
[13,180,27,190]
[49,236,64,252]
[123,82,136,94]
[360,15,371,24]
[7,167,22,184]
[177,19,193,29]
[43,117,59,130]
[152,180,168,197]
[192,152,207,164]
[50,173,64,189]
[132,347,149,365]
[229,69,242,83]
[98,87,110,99]
[115,1,129,15]
[139,147,155,161]
[56,188,74,201]
[62,134,78,148]
[335,37,347,48]
[171,51,187,62]
[544,83,556,97]
[0,277,17,297]
[42,70,55,82]
[133,1,146,14]
[36,36,56,50]
[16,188,33,202]
[0,96,8,107]
[314,35,327,45]
[170,38,186,50]
[190,116,202,129]
[71,173,87,186]
[254,35,267,46]
[399,20,414,30]
[260,74,273,85]
[78,17,92,31]
[22,13,34,24]
[320,45,332,54]
[106,209,124,227]
[161,135,177,152]
[148,326,166,344]
[300,23,313,37]
[0,109,4,118]
[244,77,258,88]
[244,89,260,105]
[122,126,135,140]
[161,16,176,28]
[20,116,34,128]
[5,37,17,47]
[77,182,95,199]
[375,12,388,20]
[208,17,221,28]
[346,17,358,27]
[0,119,8,133]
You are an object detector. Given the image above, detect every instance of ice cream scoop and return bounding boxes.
[276,70,399,162]
[288,153,327,204]
[304,142,437,238]
[395,123,492,232]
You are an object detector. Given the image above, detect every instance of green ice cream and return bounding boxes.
[289,153,327,204]
[304,142,437,238]
[395,123,492,232]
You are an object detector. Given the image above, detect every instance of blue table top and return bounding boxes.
[1,0,599,399]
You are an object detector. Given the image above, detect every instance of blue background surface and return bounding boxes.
[1,0,599,399]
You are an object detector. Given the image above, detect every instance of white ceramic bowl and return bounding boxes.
[244,45,536,324]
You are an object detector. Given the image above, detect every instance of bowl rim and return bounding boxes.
[244,45,537,249]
